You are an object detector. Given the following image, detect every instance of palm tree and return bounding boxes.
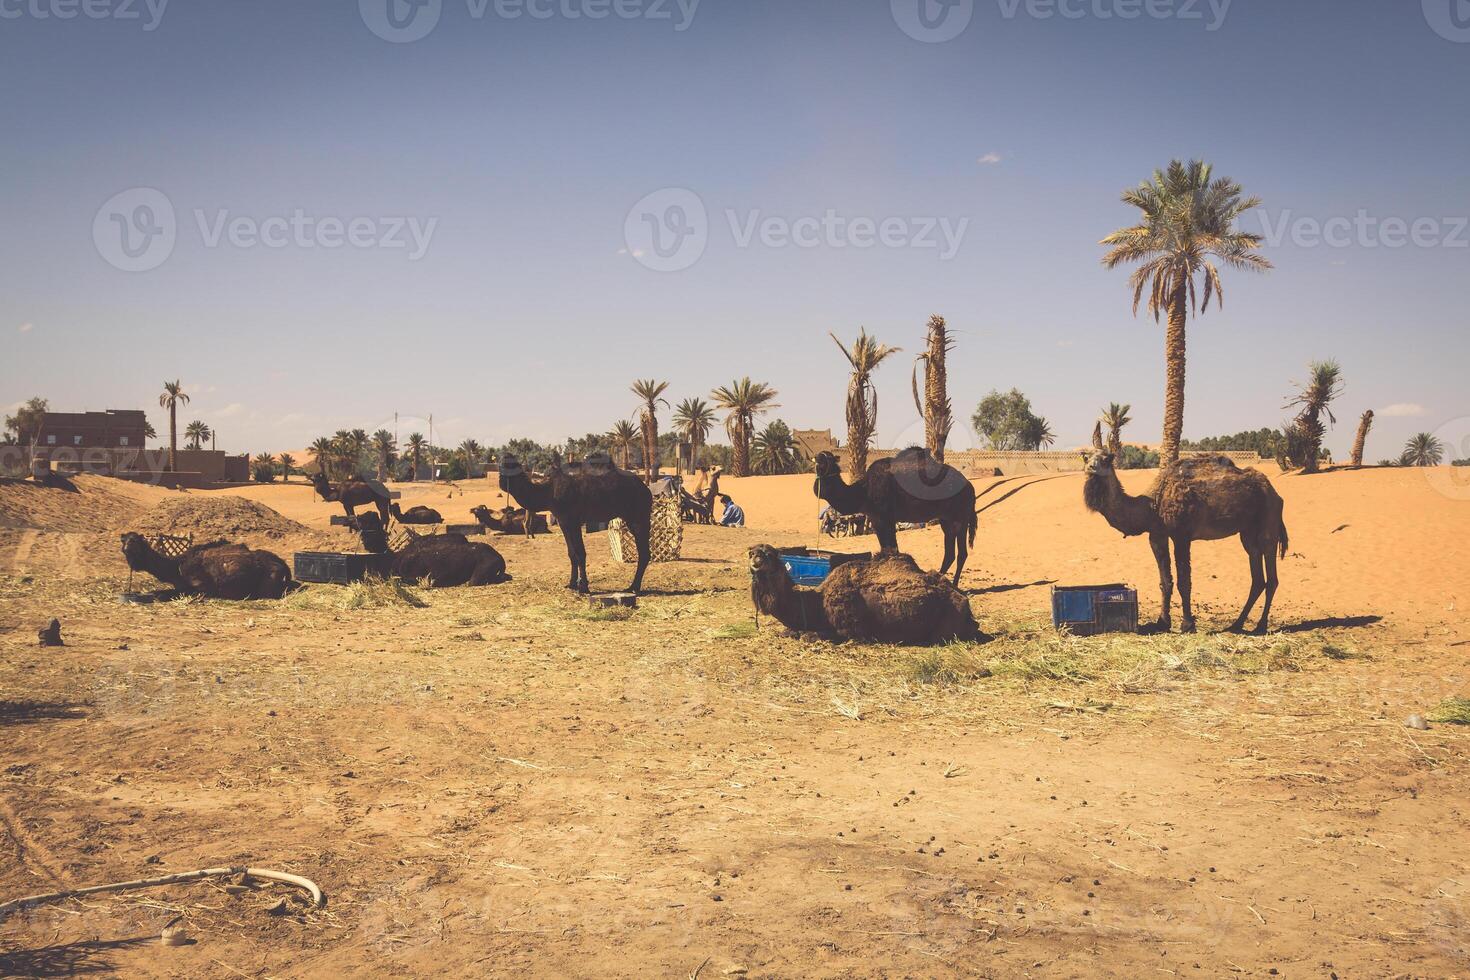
[1285,360,1344,473]
[278,452,296,483]
[911,314,954,461]
[608,420,639,470]
[751,420,801,475]
[712,378,780,477]
[831,329,902,479]
[1024,416,1056,450]
[631,380,670,482]
[459,439,484,478]
[158,381,189,472]
[308,436,336,480]
[371,430,396,481]
[184,420,211,451]
[1101,160,1272,465]
[405,433,427,481]
[673,397,716,472]
[1099,403,1132,457]
[1350,410,1375,468]
[1401,433,1445,468]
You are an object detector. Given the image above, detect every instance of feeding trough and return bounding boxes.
[777,547,866,586]
[1051,584,1138,636]
[293,551,394,585]
[443,523,485,537]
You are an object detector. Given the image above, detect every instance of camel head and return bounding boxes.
[389,502,404,519]
[119,531,154,570]
[813,452,840,479]
[497,453,522,490]
[746,544,793,588]
[1084,451,1116,478]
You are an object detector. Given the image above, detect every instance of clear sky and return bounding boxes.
[3,0,1467,460]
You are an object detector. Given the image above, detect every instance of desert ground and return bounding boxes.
[2,465,1469,978]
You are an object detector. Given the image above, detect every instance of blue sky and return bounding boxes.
[2,0,1467,459]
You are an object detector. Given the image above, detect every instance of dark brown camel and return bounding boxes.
[310,471,391,527]
[498,451,652,594]
[813,448,977,587]
[747,544,980,644]
[470,505,552,538]
[390,503,443,525]
[1083,451,1288,634]
[120,532,293,600]
[390,532,510,587]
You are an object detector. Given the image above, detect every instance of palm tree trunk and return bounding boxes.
[1350,410,1373,468]
[923,316,950,462]
[1160,288,1188,466]
[168,406,178,472]
[642,412,658,482]
[733,418,750,477]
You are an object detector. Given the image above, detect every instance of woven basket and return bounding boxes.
[608,495,682,563]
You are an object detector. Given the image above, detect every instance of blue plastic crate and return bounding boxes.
[1051,584,1138,636]
[779,549,864,586]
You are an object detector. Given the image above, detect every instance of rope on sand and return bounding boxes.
[0,866,325,919]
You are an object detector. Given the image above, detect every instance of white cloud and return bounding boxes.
[215,402,246,419]
[1381,403,1427,418]
[978,152,1002,165]
[17,322,33,333]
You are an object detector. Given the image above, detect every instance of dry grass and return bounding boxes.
[1428,697,1470,725]
[282,577,428,610]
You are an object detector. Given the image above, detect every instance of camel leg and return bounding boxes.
[952,522,968,588]
[873,519,898,555]
[1228,541,1266,633]
[1174,537,1196,633]
[1148,532,1173,632]
[627,517,652,595]
[561,523,585,591]
[1255,545,1279,635]
[939,528,956,578]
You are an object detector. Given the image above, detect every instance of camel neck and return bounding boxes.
[755,571,829,633]
[503,473,551,510]
[1085,471,1156,537]
[139,545,183,586]
[816,471,865,512]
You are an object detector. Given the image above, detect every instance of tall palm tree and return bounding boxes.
[1286,360,1344,473]
[911,314,954,461]
[1101,160,1272,465]
[1401,433,1445,468]
[712,378,780,477]
[609,420,639,470]
[1350,410,1375,468]
[1099,403,1132,457]
[1024,416,1057,450]
[158,380,189,472]
[371,430,396,481]
[184,420,211,451]
[631,380,670,482]
[405,433,427,481]
[278,452,296,483]
[673,397,716,472]
[751,420,801,475]
[308,436,336,480]
[831,329,902,479]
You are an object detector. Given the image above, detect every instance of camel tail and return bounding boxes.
[968,508,978,548]
[1278,518,1289,559]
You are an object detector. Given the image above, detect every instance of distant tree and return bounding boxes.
[158,381,189,471]
[458,439,485,478]
[1181,428,1282,457]
[912,314,954,461]
[371,430,397,481]
[251,453,278,483]
[1401,433,1445,467]
[673,397,717,473]
[831,329,902,479]
[631,380,670,482]
[185,420,211,451]
[608,421,638,470]
[1284,360,1344,473]
[404,433,427,481]
[1118,445,1161,470]
[309,437,336,480]
[4,397,48,457]
[971,389,1054,451]
[497,438,559,474]
[1099,403,1132,456]
[751,420,803,475]
[277,452,297,482]
[1349,410,1374,468]
[564,432,613,463]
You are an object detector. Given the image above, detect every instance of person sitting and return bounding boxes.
[719,494,745,527]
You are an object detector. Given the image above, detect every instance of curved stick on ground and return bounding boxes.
[0,865,325,919]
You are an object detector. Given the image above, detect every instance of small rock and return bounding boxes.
[1406,714,1429,731]
[160,926,189,946]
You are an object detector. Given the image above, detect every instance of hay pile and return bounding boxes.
[132,496,309,541]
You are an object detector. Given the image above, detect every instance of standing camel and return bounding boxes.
[1082,449,1287,634]
[310,471,391,527]
[813,448,977,587]
[498,451,653,594]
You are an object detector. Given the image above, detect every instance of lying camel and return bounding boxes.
[470,504,553,539]
[747,544,980,645]
[120,532,293,600]
[390,503,444,525]
[391,532,511,587]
